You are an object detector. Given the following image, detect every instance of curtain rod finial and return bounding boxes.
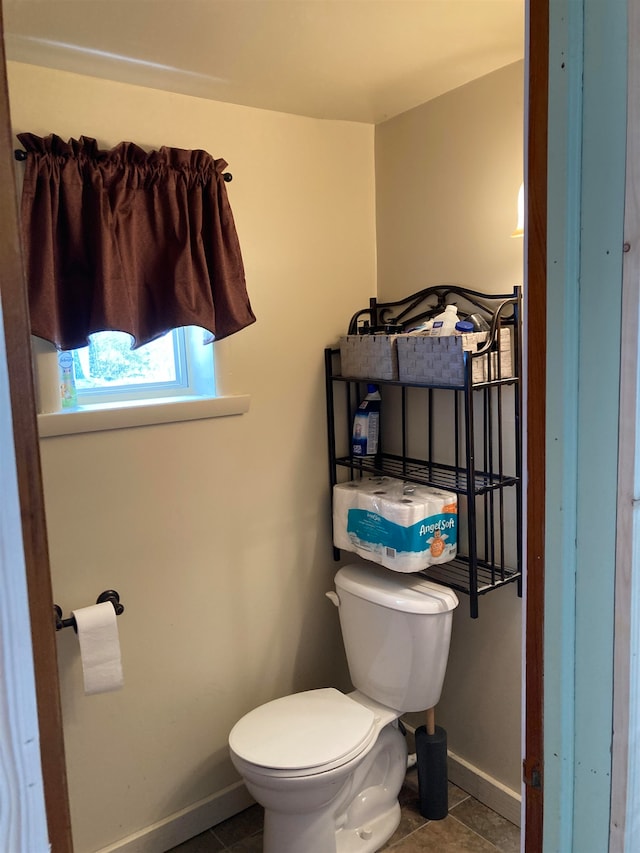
[223,173,232,183]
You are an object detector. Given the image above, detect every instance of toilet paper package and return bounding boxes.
[332,477,457,572]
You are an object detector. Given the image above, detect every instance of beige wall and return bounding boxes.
[7,61,375,852]
[376,61,524,296]
[376,62,524,793]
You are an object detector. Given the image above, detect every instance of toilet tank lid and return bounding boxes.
[335,563,458,614]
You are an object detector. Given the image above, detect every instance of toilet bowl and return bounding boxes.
[229,688,406,853]
[228,563,458,853]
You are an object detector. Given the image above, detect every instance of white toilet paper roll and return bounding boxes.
[377,495,432,572]
[411,486,458,564]
[333,481,362,552]
[72,602,124,695]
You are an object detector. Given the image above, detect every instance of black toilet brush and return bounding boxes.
[415,706,448,820]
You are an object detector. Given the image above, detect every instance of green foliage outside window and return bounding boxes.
[72,331,177,389]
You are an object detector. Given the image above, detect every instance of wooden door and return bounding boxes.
[0,7,73,850]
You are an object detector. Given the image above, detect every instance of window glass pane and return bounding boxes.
[73,331,178,390]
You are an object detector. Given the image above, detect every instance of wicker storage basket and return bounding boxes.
[339,334,399,380]
[397,328,512,386]
[485,328,513,381]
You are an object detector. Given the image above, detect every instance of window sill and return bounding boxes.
[37,394,250,438]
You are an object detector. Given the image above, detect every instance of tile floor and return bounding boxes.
[168,767,521,853]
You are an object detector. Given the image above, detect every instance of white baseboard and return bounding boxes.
[447,750,521,828]
[402,723,521,828]
[95,781,255,853]
[94,737,521,851]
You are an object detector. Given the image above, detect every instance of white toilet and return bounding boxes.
[228,562,458,853]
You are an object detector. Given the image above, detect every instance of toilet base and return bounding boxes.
[259,724,406,853]
[263,806,342,853]
[263,797,401,853]
[336,801,401,852]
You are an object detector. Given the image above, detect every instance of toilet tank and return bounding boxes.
[333,563,458,713]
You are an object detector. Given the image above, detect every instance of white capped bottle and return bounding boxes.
[430,304,459,336]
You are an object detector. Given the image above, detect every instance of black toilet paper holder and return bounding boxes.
[54,590,124,632]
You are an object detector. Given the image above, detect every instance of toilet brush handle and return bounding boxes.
[426,707,436,736]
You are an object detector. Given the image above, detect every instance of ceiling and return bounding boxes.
[2,0,525,124]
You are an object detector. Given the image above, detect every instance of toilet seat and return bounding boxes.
[229,688,378,777]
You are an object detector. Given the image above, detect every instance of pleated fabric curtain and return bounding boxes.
[17,133,256,350]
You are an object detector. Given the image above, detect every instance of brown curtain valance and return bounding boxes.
[17,133,256,350]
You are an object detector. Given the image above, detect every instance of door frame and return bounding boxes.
[523,0,548,850]
[0,6,73,850]
[540,0,628,849]
[611,0,640,846]
[0,4,550,852]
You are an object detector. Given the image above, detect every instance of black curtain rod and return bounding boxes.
[13,149,233,181]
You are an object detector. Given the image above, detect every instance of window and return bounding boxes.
[32,326,250,437]
[69,326,215,406]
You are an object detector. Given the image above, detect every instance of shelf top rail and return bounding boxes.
[347,283,521,342]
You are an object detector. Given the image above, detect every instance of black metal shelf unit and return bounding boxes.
[325,284,523,618]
